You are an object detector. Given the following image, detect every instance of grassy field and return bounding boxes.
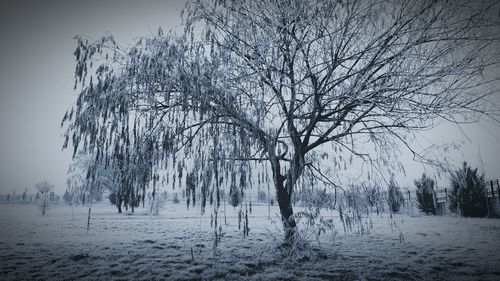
[1,201,499,280]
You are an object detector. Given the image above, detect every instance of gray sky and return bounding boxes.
[0,0,187,194]
[0,0,499,195]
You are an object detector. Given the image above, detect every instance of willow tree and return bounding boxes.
[63,0,499,240]
[66,151,148,214]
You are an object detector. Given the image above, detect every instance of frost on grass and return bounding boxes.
[1,203,500,280]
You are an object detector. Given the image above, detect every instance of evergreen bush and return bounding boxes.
[388,179,404,213]
[415,174,437,215]
[448,162,488,217]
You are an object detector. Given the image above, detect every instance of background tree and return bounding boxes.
[63,190,72,205]
[35,180,54,216]
[66,151,149,213]
[172,193,180,204]
[63,0,500,241]
[362,183,383,215]
[22,188,28,202]
[66,154,102,206]
[448,162,488,217]
[387,179,404,213]
[415,174,437,215]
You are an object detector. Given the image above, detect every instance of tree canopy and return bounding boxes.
[63,0,500,239]
[36,180,54,194]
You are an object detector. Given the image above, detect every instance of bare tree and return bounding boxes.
[63,0,500,241]
[35,180,54,216]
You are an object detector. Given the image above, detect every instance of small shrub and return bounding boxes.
[257,190,267,203]
[415,174,437,215]
[172,193,180,204]
[448,162,488,217]
[63,190,73,205]
[108,192,117,205]
[229,188,242,207]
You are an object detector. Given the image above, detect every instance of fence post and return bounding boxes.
[407,190,411,214]
[497,179,500,204]
[445,188,448,214]
[491,180,495,198]
[485,184,491,217]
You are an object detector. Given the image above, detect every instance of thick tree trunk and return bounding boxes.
[142,184,146,208]
[271,158,298,242]
[275,179,297,241]
[117,194,123,213]
[268,141,304,242]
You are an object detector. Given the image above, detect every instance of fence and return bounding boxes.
[0,194,61,205]
[435,179,500,216]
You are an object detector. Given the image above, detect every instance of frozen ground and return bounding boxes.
[1,201,500,280]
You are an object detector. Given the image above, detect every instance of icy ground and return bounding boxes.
[1,202,499,280]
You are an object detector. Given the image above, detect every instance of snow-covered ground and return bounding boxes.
[1,202,499,280]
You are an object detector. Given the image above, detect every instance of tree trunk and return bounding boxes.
[275,179,297,242]
[117,196,123,213]
[268,142,304,243]
[271,157,298,242]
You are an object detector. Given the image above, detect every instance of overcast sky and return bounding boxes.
[0,0,186,194]
[0,0,499,195]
